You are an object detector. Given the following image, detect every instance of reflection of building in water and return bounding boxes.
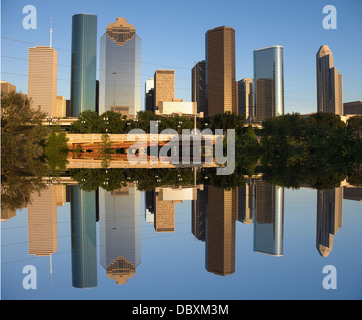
[27,185,66,256]
[206,187,237,276]
[145,190,155,224]
[99,184,141,285]
[1,208,17,221]
[343,186,362,202]
[26,185,66,281]
[71,186,97,288]
[192,187,208,242]
[237,179,256,224]
[253,181,284,257]
[316,187,343,257]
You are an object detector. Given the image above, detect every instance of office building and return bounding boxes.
[316,45,343,115]
[205,26,237,116]
[28,46,57,116]
[1,81,16,94]
[156,101,197,116]
[316,187,343,257]
[145,78,155,112]
[343,101,362,116]
[192,60,206,114]
[206,187,237,276]
[154,70,175,110]
[99,17,141,118]
[71,186,97,288]
[71,13,97,116]
[99,184,141,285]
[253,46,284,122]
[253,181,284,256]
[238,78,254,122]
[56,96,66,118]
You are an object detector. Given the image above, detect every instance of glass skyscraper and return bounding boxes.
[70,14,97,117]
[253,46,284,122]
[99,17,141,118]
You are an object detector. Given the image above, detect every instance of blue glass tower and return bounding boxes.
[99,17,141,118]
[71,186,97,288]
[71,14,97,116]
[253,45,284,122]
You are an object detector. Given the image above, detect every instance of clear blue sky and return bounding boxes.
[2,0,362,113]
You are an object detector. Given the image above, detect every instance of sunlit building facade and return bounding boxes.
[238,78,254,122]
[99,17,141,118]
[253,46,284,122]
[316,45,343,115]
[205,26,237,116]
[154,70,175,110]
[28,46,57,116]
[71,14,97,116]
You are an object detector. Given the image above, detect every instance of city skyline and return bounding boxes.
[2,0,362,115]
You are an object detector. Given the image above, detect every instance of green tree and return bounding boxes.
[1,91,49,210]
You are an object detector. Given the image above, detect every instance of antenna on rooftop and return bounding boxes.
[50,17,53,47]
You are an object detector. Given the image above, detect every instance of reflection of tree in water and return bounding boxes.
[1,92,49,211]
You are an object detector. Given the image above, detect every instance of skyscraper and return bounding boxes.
[71,14,97,117]
[206,187,237,276]
[316,187,343,257]
[238,78,254,122]
[99,184,141,285]
[71,186,97,288]
[192,60,206,114]
[205,26,237,116]
[253,46,284,122]
[28,46,57,116]
[154,70,175,110]
[253,181,284,257]
[316,45,343,115]
[99,17,141,118]
[145,78,155,112]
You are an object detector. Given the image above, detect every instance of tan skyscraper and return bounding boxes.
[206,26,237,116]
[316,45,343,115]
[154,69,175,110]
[28,46,57,116]
[206,187,237,276]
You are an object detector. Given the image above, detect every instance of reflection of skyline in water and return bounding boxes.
[2,176,362,289]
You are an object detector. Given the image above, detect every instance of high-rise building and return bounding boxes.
[205,26,237,116]
[192,60,206,114]
[28,46,57,116]
[253,181,284,257]
[99,184,141,285]
[205,187,237,276]
[154,70,175,110]
[145,78,155,112]
[316,187,343,257]
[71,14,97,117]
[316,45,343,115]
[71,186,97,288]
[343,101,362,116]
[238,78,254,122]
[253,46,284,122]
[99,17,141,118]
